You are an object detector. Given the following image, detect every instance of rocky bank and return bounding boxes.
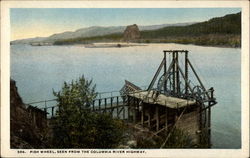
[10,79,49,148]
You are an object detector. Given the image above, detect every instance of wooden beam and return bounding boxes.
[153,124,172,136]
[163,50,188,53]
[94,104,125,112]
[147,58,166,91]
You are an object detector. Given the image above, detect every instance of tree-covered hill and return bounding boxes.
[54,12,241,47]
[141,12,240,38]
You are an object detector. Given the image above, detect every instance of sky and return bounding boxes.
[10,8,241,40]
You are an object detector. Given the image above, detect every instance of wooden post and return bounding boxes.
[120,96,124,119]
[208,103,211,146]
[104,98,107,112]
[99,99,101,111]
[185,51,188,96]
[44,100,47,117]
[172,52,176,94]
[51,107,54,117]
[92,100,95,111]
[111,97,113,109]
[110,97,113,117]
[211,88,214,99]
[156,106,159,131]
[132,98,135,123]
[176,52,180,95]
[116,97,119,118]
[133,107,136,124]
[141,104,144,126]
[164,51,167,92]
[128,96,130,122]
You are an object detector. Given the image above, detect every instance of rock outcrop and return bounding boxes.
[10,79,48,148]
[123,24,140,42]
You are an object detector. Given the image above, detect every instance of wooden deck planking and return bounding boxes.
[128,90,196,109]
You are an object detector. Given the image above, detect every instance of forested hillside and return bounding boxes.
[54,12,241,47]
[141,12,240,38]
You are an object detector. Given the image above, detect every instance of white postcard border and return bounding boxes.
[1,1,249,157]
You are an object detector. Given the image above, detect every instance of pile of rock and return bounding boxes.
[123,24,141,42]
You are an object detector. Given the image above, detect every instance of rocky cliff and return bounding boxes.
[123,24,141,42]
[10,79,48,148]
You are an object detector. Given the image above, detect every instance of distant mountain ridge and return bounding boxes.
[11,22,196,44]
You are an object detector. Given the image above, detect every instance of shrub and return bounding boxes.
[51,75,125,148]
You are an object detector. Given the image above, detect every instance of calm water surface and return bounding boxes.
[11,43,241,148]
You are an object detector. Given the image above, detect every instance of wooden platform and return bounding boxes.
[128,90,196,109]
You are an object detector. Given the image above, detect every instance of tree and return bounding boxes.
[51,75,125,148]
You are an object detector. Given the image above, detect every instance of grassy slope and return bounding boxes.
[54,12,241,47]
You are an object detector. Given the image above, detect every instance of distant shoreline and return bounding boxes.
[52,38,241,48]
[11,42,241,49]
[51,33,241,48]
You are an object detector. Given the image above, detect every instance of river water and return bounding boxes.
[10,43,241,148]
